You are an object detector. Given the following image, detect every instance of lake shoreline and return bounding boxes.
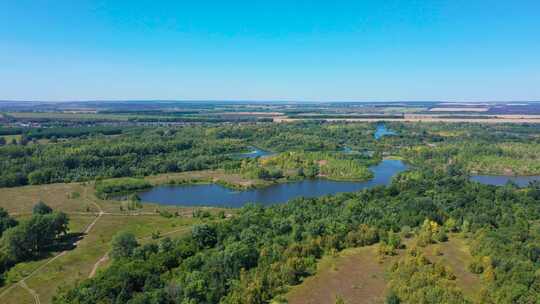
[136,159,408,207]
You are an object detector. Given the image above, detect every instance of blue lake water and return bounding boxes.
[234,147,274,158]
[138,159,407,208]
[470,175,540,187]
[374,123,396,139]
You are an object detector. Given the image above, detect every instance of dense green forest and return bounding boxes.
[3,122,539,188]
[51,163,540,303]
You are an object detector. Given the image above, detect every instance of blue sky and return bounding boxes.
[1,1,539,101]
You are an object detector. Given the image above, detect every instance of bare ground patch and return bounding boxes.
[287,245,391,304]
[423,237,480,301]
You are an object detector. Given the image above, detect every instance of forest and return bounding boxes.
[1,121,540,304]
[2,121,539,188]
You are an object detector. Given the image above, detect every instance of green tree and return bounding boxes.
[192,224,217,249]
[111,232,138,259]
[33,201,53,215]
[0,207,17,237]
[1,212,69,261]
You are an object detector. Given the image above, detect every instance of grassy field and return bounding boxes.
[285,236,480,304]
[0,172,240,214]
[0,182,94,214]
[287,245,391,304]
[0,176,222,304]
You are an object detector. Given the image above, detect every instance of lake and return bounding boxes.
[374,123,396,139]
[470,175,540,187]
[138,159,407,208]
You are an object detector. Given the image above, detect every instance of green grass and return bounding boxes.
[0,178,217,304]
[2,215,200,304]
[0,284,35,304]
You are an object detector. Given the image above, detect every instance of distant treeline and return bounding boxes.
[127,116,273,123]
[0,126,126,139]
[25,126,125,139]
[99,110,200,115]
[287,114,405,119]
[0,127,24,136]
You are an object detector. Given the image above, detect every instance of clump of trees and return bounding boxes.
[95,178,151,199]
[387,249,465,304]
[0,202,69,284]
[233,151,373,181]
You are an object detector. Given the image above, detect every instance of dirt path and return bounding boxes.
[0,189,103,304]
[1,186,198,302]
[89,253,109,278]
[88,226,193,278]
[19,281,40,304]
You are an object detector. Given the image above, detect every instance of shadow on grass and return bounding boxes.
[46,232,86,252]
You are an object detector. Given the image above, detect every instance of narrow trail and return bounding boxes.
[0,187,103,303]
[88,254,109,278]
[1,185,197,302]
[19,281,40,304]
[88,226,193,278]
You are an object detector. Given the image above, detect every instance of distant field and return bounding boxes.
[380,106,427,113]
[275,113,540,123]
[7,112,132,121]
[429,107,489,112]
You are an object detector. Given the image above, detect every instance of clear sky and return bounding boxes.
[1,1,539,101]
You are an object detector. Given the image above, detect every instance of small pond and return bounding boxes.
[138,159,407,208]
[470,175,540,187]
[374,123,396,139]
[234,147,274,159]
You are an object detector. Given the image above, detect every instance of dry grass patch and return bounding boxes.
[286,245,394,304]
[286,236,479,304]
[422,236,480,300]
